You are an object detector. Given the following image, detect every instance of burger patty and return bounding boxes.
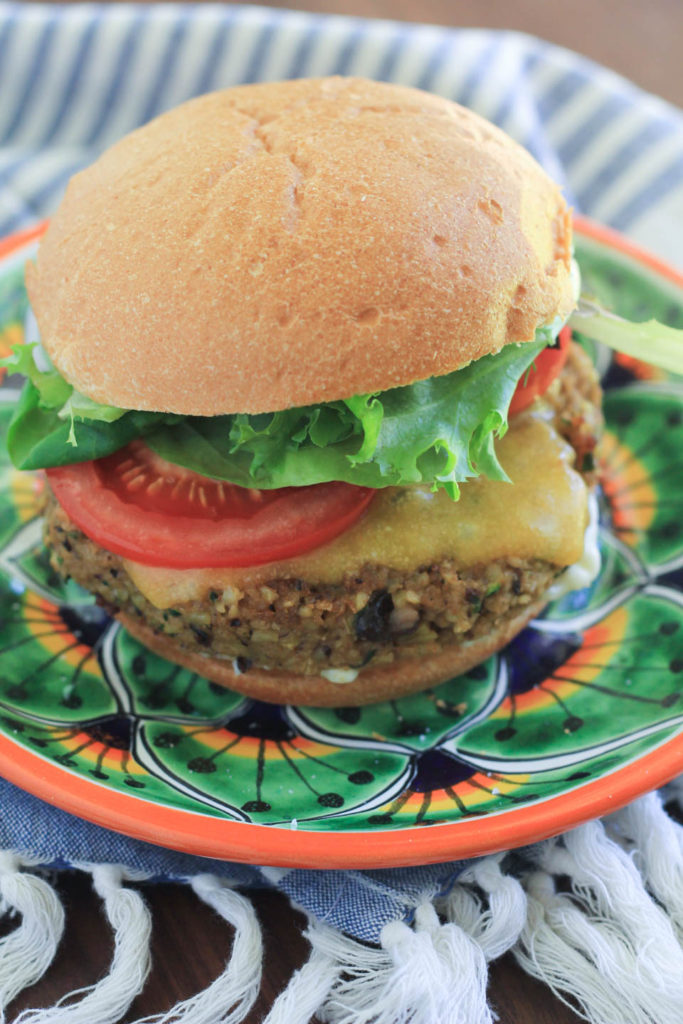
[44,342,602,678]
[542,338,602,481]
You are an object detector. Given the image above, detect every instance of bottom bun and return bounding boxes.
[116,598,548,707]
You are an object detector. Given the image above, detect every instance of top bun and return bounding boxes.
[27,77,573,416]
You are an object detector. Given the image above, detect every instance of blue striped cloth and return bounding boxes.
[0,3,682,945]
[2,4,683,267]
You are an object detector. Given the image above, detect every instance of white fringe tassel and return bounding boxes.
[14,864,152,1024]
[306,856,526,1024]
[606,792,683,941]
[0,854,64,1021]
[262,945,340,1024]
[514,814,683,1024]
[135,874,262,1024]
[0,784,680,1024]
[308,907,492,1024]
[441,853,527,961]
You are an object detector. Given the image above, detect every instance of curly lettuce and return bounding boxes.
[3,336,548,497]
[145,337,547,497]
[3,342,127,426]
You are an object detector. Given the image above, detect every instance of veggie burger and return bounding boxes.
[7,77,604,706]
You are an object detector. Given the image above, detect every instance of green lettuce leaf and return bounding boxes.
[569,295,683,376]
[144,338,546,496]
[4,333,546,496]
[2,343,72,409]
[2,343,128,430]
[6,381,179,470]
[59,391,128,425]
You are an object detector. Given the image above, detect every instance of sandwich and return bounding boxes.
[4,77,608,706]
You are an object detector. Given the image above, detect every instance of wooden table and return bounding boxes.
[245,0,683,108]
[10,2,683,1022]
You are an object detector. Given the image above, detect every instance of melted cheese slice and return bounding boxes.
[123,412,588,610]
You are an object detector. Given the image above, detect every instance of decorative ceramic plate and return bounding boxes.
[0,218,680,868]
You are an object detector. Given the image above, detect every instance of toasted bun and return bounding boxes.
[27,77,573,417]
[116,598,546,707]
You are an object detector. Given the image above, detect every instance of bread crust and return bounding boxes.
[116,600,546,707]
[28,77,573,416]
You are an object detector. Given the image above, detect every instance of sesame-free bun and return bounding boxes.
[117,597,546,707]
[27,77,573,417]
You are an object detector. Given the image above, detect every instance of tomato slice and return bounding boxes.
[46,440,375,569]
[509,326,571,416]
